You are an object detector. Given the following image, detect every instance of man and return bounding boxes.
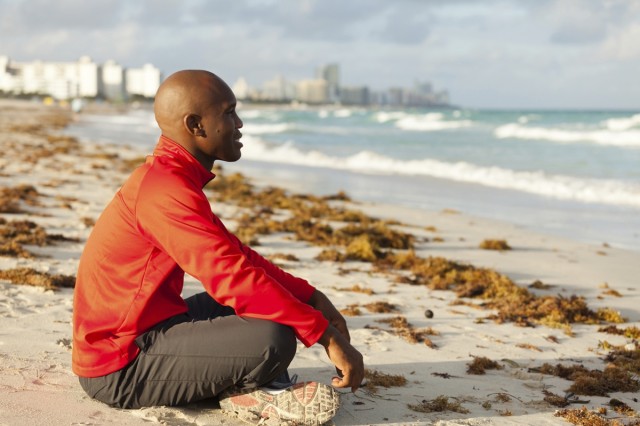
[72,70,364,425]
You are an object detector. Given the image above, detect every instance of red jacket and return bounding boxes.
[72,136,328,378]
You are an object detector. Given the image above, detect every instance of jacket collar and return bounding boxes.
[153,135,216,188]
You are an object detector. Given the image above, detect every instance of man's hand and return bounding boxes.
[318,325,364,392]
[308,290,350,342]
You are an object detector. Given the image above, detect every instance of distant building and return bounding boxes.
[125,63,162,99]
[262,74,295,102]
[295,79,329,104]
[0,55,162,101]
[340,86,370,106]
[316,63,340,103]
[101,60,126,102]
[232,77,250,100]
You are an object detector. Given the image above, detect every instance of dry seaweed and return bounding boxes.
[605,348,640,375]
[466,356,503,375]
[339,304,362,317]
[542,390,570,407]
[598,325,640,339]
[363,368,407,393]
[377,315,438,346]
[609,398,636,416]
[0,184,41,213]
[0,219,78,258]
[479,239,512,251]
[335,284,375,295]
[408,395,469,414]
[0,267,75,290]
[531,363,639,396]
[555,406,623,426]
[364,301,398,313]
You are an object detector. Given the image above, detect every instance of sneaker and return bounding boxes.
[219,381,340,425]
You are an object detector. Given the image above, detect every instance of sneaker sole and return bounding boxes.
[219,381,340,425]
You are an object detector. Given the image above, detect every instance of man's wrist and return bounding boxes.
[318,324,337,347]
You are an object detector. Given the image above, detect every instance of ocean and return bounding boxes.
[64,106,640,252]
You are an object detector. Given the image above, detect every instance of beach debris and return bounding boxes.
[363,301,398,313]
[516,343,543,352]
[378,251,624,330]
[542,390,571,407]
[530,363,639,396]
[598,325,640,339]
[339,304,362,317]
[529,280,554,290]
[0,184,41,213]
[424,309,434,318]
[376,315,438,347]
[479,239,512,251]
[266,253,299,263]
[466,355,503,375]
[335,284,375,295]
[554,406,626,426]
[608,398,636,416]
[0,218,78,258]
[431,372,459,379]
[0,267,75,290]
[363,369,407,394]
[408,395,469,414]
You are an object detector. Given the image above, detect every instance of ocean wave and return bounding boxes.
[605,113,640,131]
[241,136,640,208]
[494,123,640,147]
[242,123,292,135]
[373,111,409,123]
[395,114,473,131]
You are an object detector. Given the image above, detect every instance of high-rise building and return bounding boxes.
[125,64,162,99]
[316,63,340,103]
[295,79,329,104]
[101,60,126,101]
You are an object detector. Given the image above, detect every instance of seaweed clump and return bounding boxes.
[0,218,78,258]
[0,267,76,290]
[408,395,469,414]
[376,315,438,347]
[479,239,511,251]
[376,251,624,331]
[598,325,640,339]
[467,356,503,375]
[531,363,639,396]
[555,407,623,426]
[0,184,41,213]
[363,368,407,394]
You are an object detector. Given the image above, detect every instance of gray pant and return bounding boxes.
[79,292,297,409]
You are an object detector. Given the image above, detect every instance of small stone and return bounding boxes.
[424,309,434,319]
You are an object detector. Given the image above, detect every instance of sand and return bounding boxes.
[0,99,638,426]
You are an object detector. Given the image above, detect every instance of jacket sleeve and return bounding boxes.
[134,170,328,347]
[225,232,317,302]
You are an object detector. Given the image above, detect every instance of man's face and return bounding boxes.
[196,85,243,164]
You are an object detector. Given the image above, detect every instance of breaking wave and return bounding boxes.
[241,136,640,208]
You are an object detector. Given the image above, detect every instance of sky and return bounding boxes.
[1,0,639,109]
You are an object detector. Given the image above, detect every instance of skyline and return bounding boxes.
[1,0,639,109]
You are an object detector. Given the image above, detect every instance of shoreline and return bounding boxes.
[1,99,639,425]
[61,104,640,254]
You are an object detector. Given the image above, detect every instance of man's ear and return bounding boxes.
[185,114,206,137]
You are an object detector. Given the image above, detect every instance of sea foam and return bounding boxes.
[495,123,640,147]
[241,136,640,208]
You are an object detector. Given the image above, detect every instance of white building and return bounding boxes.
[262,74,294,102]
[295,79,328,104]
[101,60,126,101]
[0,56,162,101]
[232,77,250,100]
[126,64,162,99]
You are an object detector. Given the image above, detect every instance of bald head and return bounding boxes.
[154,70,233,139]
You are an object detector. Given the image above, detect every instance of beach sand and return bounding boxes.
[0,99,638,425]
